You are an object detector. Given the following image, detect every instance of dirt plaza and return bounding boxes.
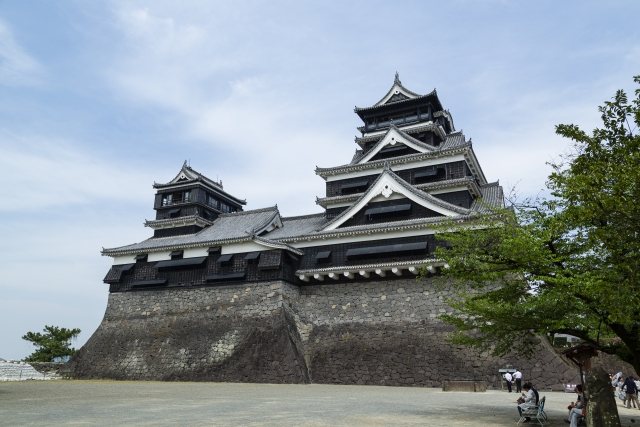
[1,380,638,426]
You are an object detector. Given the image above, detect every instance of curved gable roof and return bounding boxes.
[321,164,471,231]
[354,125,438,164]
[153,162,247,205]
[354,74,442,114]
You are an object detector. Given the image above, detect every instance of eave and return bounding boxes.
[316,177,482,208]
[315,143,475,180]
[144,215,213,230]
[283,214,476,244]
[154,178,247,206]
[433,110,455,132]
[354,89,442,118]
[355,122,445,147]
[102,214,478,257]
[296,258,445,282]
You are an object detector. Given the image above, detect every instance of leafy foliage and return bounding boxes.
[22,325,81,362]
[426,76,640,372]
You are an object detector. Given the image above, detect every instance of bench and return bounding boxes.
[517,396,547,426]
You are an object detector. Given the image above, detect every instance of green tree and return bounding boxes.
[22,325,81,362]
[426,76,640,373]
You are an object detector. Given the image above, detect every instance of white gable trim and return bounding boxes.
[357,128,433,164]
[170,167,195,184]
[322,173,463,231]
[375,83,418,106]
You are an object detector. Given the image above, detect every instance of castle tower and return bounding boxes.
[71,76,579,390]
[147,162,245,238]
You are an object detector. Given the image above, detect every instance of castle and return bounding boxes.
[69,75,580,388]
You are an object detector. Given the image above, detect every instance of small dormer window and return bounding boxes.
[340,180,369,195]
[414,168,446,184]
[364,203,411,221]
[217,254,233,266]
[245,252,260,264]
[207,247,221,256]
[135,254,148,263]
[315,251,332,264]
[170,250,183,260]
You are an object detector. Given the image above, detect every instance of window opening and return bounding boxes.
[245,252,261,264]
[217,254,233,265]
[340,180,369,195]
[414,168,446,184]
[365,203,412,222]
[346,242,427,262]
[315,251,332,264]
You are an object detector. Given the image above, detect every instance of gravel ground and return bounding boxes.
[1,381,638,426]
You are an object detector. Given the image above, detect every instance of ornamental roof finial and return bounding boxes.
[183,160,188,168]
[394,72,401,84]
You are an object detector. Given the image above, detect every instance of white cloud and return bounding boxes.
[105,5,351,214]
[0,131,154,212]
[0,20,43,86]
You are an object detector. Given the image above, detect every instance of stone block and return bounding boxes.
[442,380,486,392]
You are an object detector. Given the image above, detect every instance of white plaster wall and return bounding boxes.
[184,247,208,258]
[148,252,171,262]
[112,255,136,265]
[221,241,268,255]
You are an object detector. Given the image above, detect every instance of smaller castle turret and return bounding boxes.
[145,162,246,238]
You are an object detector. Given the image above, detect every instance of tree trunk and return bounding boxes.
[585,366,621,427]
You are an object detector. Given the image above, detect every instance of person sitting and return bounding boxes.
[517,382,538,423]
[565,384,584,426]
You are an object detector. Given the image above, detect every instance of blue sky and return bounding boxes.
[1,1,639,359]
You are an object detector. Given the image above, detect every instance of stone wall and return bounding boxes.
[288,279,580,390]
[69,281,309,383]
[70,278,581,389]
[591,352,638,377]
[29,362,65,375]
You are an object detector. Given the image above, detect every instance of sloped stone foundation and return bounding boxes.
[69,282,309,383]
[70,279,580,389]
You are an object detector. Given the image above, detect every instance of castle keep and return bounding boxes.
[69,75,580,388]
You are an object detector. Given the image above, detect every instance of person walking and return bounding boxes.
[514,369,523,393]
[505,372,513,392]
